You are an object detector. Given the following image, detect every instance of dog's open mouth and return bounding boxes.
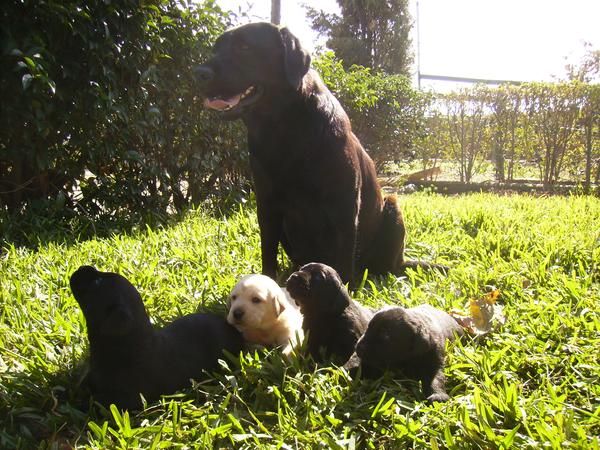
[203,85,262,113]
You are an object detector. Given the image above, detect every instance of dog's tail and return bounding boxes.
[380,195,449,276]
[364,195,405,275]
[363,194,449,276]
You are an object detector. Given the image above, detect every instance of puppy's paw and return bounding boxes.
[426,392,450,403]
[341,353,361,378]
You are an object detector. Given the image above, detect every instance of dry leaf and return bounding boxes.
[451,289,505,335]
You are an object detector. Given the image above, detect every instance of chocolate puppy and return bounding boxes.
[70,266,243,410]
[286,263,373,364]
[354,305,464,402]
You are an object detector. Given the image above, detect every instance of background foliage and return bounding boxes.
[1,0,598,240]
[413,82,600,188]
[314,52,429,169]
[306,0,413,76]
[1,0,248,228]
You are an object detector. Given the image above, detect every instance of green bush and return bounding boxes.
[0,0,248,226]
[314,52,431,169]
[421,82,600,186]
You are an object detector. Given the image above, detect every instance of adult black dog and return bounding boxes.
[195,22,443,283]
[285,262,373,364]
[353,305,464,402]
[70,266,243,410]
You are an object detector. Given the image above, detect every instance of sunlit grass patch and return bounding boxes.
[1,193,599,448]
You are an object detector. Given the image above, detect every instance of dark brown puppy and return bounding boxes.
[195,22,444,283]
[354,305,464,402]
[70,266,243,410]
[286,262,373,364]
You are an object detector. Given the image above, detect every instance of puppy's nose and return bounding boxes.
[287,271,309,285]
[232,308,244,321]
[194,65,214,83]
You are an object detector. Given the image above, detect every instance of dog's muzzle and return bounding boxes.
[232,308,244,322]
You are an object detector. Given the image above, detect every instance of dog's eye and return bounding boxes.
[231,295,237,301]
[251,297,261,304]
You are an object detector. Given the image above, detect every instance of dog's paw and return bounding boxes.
[426,392,450,403]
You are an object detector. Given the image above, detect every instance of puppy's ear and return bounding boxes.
[411,325,436,356]
[279,27,311,90]
[272,290,287,317]
[326,287,350,315]
[101,305,134,336]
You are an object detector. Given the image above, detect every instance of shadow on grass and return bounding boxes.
[0,361,94,449]
[0,344,445,449]
[0,193,253,251]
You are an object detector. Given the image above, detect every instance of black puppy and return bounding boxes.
[70,266,243,410]
[195,22,446,284]
[285,263,373,364]
[354,305,464,402]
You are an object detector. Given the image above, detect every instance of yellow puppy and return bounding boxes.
[227,274,303,355]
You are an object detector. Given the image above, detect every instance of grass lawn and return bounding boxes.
[1,193,599,449]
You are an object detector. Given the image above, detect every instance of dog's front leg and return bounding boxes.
[422,369,450,403]
[251,156,283,278]
[256,199,282,278]
[328,201,359,284]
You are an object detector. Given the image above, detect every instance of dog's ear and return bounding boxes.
[410,324,436,356]
[279,27,311,90]
[101,305,134,336]
[272,290,288,317]
[325,286,350,315]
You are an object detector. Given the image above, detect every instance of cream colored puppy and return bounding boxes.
[227,274,303,355]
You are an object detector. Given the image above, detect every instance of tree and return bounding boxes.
[579,84,600,191]
[525,82,584,185]
[565,43,600,84]
[0,0,252,229]
[313,52,427,168]
[442,87,490,183]
[486,85,525,181]
[306,0,413,76]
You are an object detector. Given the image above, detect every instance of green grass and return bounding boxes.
[1,193,599,449]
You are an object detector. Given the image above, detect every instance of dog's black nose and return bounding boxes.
[70,265,98,289]
[233,309,244,321]
[194,65,214,83]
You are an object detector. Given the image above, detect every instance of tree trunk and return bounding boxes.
[584,121,592,192]
[271,0,281,25]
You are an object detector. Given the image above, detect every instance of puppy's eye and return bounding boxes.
[251,297,261,304]
[231,295,237,301]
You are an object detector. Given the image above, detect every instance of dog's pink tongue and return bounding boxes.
[203,95,241,111]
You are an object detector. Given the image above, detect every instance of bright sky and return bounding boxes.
[216,0,600,90]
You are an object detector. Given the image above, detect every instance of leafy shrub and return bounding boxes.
[0,0,248,226]
[313,52,431,169]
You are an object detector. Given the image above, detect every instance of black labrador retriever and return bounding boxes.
[195,22,444,283]
[70,266,243,410]
[285,262,373,364]
[353,305,464,402]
